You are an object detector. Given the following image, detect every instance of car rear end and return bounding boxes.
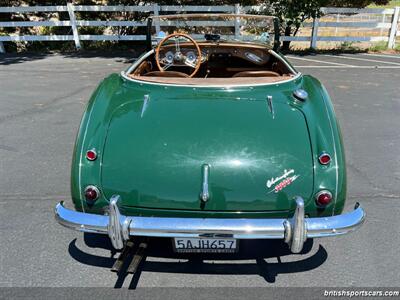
[56,72,365,253]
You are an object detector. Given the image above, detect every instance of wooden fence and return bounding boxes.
[0,4,399,53]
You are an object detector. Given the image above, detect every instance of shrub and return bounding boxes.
[339,41,361,52]
[369,41,388,52]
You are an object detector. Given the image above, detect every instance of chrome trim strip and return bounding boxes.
[121,70,302,88]
[140,94,150,118]
[78,100,96,213]
[267,95,274,119]
[321,91,339,216]
[55,199,366,252]
[269,49,298,74]
[125,50,154,74]
[199,164,210,202]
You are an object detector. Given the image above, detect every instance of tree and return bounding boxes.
[257,0,390,51]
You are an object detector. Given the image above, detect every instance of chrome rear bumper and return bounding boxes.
[55,196,365,253]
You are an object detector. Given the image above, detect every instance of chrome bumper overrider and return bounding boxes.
[55,196,365,253]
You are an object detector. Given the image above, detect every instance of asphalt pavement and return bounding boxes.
[0,52,399,294]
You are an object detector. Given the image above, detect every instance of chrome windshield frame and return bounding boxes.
[146,13,281,51]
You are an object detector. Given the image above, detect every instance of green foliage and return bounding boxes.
[369,41,389,52]
[329,0,389,6]
[339,41,362,52]
[263,0,328,31]
[369,0,400,8]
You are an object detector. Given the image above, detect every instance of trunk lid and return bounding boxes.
[101,93,313,212]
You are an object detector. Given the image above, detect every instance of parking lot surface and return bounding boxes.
[0,52,399,290]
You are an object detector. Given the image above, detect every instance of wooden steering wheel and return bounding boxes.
[155,33,202,78]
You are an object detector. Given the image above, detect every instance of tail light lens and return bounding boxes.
[86,149,97,161]
[84,185,100,203]
[318,153,331,165]
[315,190,332,207]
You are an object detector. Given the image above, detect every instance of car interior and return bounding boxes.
[127,37,297,85]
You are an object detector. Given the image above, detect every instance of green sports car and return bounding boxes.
[55,14,365,255]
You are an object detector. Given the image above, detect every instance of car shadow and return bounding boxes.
[0,51,141,66]
[68,233,328,288]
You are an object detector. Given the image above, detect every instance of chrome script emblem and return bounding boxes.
[266,169,299,193]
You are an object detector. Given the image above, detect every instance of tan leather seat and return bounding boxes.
[232,71,280,78]
[143,71,189,78]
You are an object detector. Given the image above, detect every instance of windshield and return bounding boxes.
[149,14,277,48]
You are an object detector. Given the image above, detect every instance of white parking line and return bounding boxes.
[322,54,400,66]
[360,53,400,59]
[286,55,355,67]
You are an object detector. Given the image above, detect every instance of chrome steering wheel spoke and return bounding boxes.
[161,62,173,70]
[175,36,181,53]
[184,57,197,68]
[159,56,174,70]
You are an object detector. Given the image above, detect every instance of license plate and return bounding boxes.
[173,238,238,253]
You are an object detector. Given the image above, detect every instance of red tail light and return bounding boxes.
[318,153,331,165]
[84,185,100,202]
[86,149,97,161]
[315,190,332,206]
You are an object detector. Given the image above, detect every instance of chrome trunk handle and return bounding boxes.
[199,164,210,202]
